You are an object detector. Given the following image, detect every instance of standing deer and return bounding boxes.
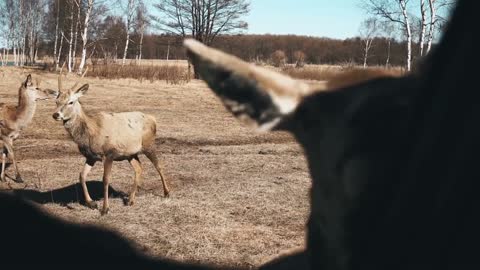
[51,71,170,215]
[183,0,476,267]
[1,74,58,183]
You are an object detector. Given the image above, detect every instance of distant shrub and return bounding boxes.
[270,50,287,67]
[293,51,306,68]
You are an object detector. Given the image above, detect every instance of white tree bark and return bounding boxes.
[122,0,136,66]
[419,0,427,56]
[72,0,81,70]
[68,0,75,72]
[359,17,378,68]
[363,38,374,68]
[53,0,60,69]
[58,31,64,66]
[399,0,412,71]
[426,0,437,53]
[386,38,391,67]
[13,46,16,66]
[138,29,144,62]
[78,0,94,74]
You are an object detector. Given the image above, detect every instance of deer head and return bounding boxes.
[21,74,59,101]
[52,66,89,122]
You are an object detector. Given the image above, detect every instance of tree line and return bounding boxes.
[0,0,454,73]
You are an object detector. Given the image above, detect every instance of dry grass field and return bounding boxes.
[0,67,311,269]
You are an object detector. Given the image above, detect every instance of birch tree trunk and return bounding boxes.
[122,0,136,66]
[58,32,64,66]
[53,0,60,69]
[419,0,427,57]
[13,46,16,66]
[400,0,412,71]
[426,0,437,53]
[21,36,26,66]
[1,48,5,66]
[363,39,373,68]
[78,0,94,74]
[68,0,75,72]
[138,30,144,62]
[72,0,81,70]
[386,38,391,68]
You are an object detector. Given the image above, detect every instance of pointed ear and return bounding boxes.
[184,39,315,131]
[24,74,33,87]
[45,89,60,99]
[73,84,89,99]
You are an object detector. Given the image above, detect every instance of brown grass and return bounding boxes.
[281,64,405,82]
[87,63,191,84]
[0,67,309,269]
[41,61,191,84]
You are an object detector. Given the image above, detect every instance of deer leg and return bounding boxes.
[80,159,97,209]
[101,158,113,215]
[127,155,142,206]
[144,149,170,197]
[3,140,22,183]
[1,151,6,182]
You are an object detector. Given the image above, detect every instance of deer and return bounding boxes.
[51,70,170,215]
[183,0,476,268]
[1,74,58,183]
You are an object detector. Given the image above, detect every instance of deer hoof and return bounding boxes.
[85,200,98,209]
[14,175,24,183]
[100,207,109,216]
[164,191,170,198]
[127,199,135,206]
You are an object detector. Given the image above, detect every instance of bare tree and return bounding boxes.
[0,0,46,66]
[78,0,95,73]
[425,0,453,53]
[270,50,287,67]
[362,0,413,71]
[293,50,306,68]
[379,21,397,67]
[52,0,60,68]
[359,17,379,68]
[67,0,75,72]
[122,0,137,66]
[134,0,148,62]
[72,0,82,69]
[153,0,249,45]
[418,0,427,56]
[153,0,249,77]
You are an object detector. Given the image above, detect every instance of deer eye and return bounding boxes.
[68,101,74,105]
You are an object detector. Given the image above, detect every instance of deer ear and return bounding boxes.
[45,89,60,99]
[75,84,89,95]
[73,84,89,99]
[184,39,314,131]
[24,74,33,87]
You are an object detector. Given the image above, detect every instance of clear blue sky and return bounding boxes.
[245,0,365,39]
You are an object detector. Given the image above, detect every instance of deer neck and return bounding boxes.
[15,88,36,129]
[63,105,99,147]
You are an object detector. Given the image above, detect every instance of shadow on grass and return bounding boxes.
[1,180,127,206]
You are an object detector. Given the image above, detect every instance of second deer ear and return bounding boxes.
[24,74,33,87]
[72,84,89,100]
[75,84,89,96]
[184,39,314,131]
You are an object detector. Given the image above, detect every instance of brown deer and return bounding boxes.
[51,71,170,215]
[1,74,58,183]
[183,0,476,267]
